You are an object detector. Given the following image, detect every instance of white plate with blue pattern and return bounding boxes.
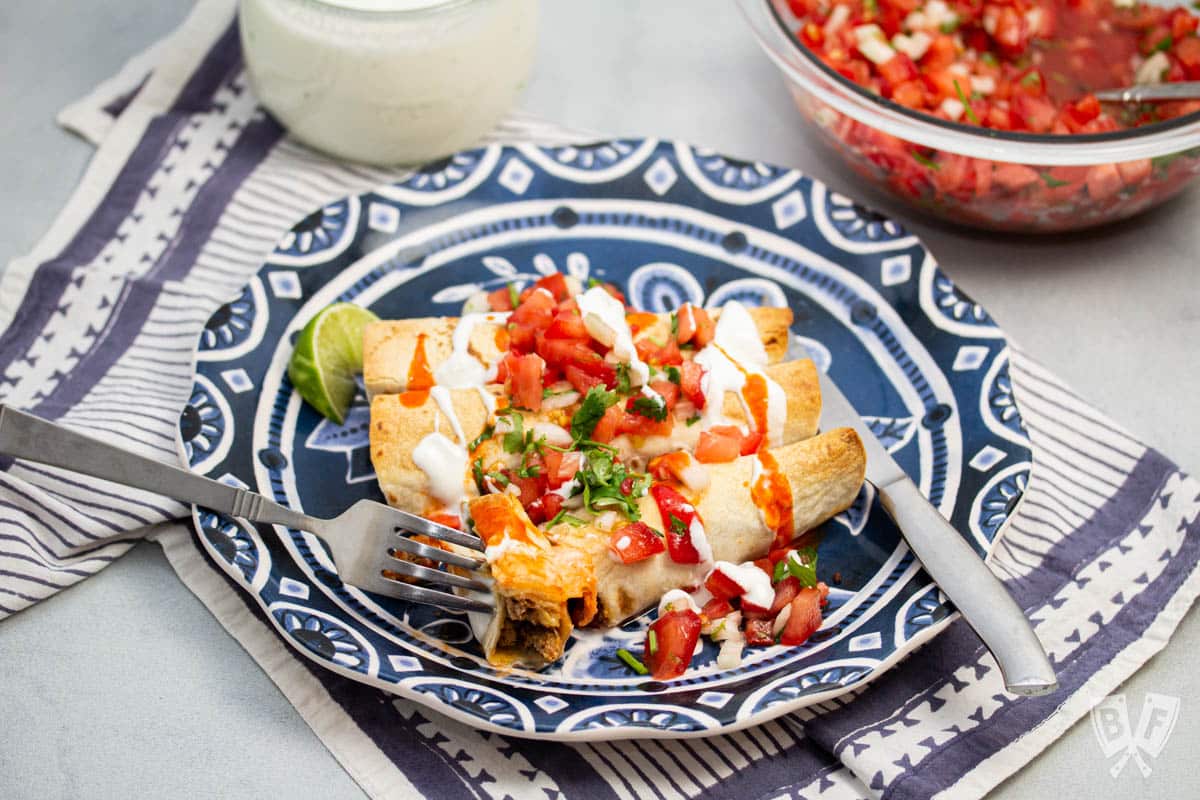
[179,139,1031,740]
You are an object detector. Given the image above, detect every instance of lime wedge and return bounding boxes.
[288,302,379,424]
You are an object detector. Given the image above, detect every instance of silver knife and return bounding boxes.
[814,366,1058,696]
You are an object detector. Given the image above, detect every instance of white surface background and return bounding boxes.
[1,1,1198,797]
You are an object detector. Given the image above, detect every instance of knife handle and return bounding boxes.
[876,477,1058,696]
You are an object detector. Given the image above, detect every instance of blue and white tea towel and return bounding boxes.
[2,2,1198,798]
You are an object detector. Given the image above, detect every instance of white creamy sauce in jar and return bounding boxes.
[239,0,538,165]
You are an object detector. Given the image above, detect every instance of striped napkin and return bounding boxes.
[4,2,1198,798]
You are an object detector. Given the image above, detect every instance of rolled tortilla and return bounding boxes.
[466,493,597,667]
[363,306,794,398]
[369,358,821,515]
[556,427,867,626]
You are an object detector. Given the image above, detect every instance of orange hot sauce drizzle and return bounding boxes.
[752,449,795,549]
[742,373,770,441]
[400,333,433,407]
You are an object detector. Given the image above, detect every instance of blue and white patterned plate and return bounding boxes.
[179,139,1030,740]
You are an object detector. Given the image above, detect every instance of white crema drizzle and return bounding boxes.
[414,311,509,509]
[693,301,786,447]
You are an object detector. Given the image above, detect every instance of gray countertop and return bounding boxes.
[1,1,1197,797]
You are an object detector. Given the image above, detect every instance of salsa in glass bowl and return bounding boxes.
[739,0,1200,232]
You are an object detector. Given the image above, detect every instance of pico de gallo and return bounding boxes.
[780,0,1200,229]
[787,0,1200,131]
[469,275,832,678]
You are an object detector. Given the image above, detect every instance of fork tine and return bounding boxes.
[391,535,486,571]
[364,574,494,614]
[385,556,492,593]
[392,510,485,551]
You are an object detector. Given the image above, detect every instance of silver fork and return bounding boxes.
[0,405,493,613]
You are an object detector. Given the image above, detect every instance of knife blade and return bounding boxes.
[813,363,1058,696]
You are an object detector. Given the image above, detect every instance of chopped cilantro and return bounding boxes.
[772,559,788,584]
[587,277,601,289]
[668,515,688,536]
[1020,71,1042,88]
[616,648,648,675]
[501,413,526,454]
[686,414,702,426]
[547,509,587,527]
[647,630,659,655]
[864,0,877,13]
[570,386,619,443]
[786,547,820,588]
[1040,171,1070,188]
[615,362,633,395]
[631,394,668,422]
[471,458,486,493]
[664,365,681,384]
[507,282,520,309]
[517,462,541,479]
[912,151,940,171]
[468,424,494,453]
[939,17,958,34]
[980,52,998,67]
[953,80,979,124]
[670,312,679,337]
[1153,34,1173,52]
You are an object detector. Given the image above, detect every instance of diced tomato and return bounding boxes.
[1177,36,1200,79]
[679,360,706,408]
[510,287,556,331]
[520,272,570,303]
[921,34,957,71]
[608,521,666,564]
[564,364,604,394]
[891,79,927,109]
[1116,158,1153,185]
[743,618,775,647]
[487,285,515,311]
[694,426,741,463]
[648,380,679,410]
[589,404,623,443]
[1085,163,1124,201]
[1011,92,1057,133]
[526,492,563,525]
[502,469,544,508]
[539,338,616,387]
[1172,9,1200,39]
[877,53,918,87]
[779,585,829,646]
[701,597,735,622]
[542,450,582,489]
[617,409,675,438]
[644,609,702,679]
[651,483,705,564]
[799,21,824,48]
[770,576,802,615]
[545,309,589,340]
[635,336,683,367]
[992,163,1040,193]
[507,323,536,354]
[505,353,544,411]
[704,566,745,601]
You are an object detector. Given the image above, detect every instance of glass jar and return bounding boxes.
[239,0,539,166]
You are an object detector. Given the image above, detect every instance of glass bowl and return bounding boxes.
[738,0,1200,232]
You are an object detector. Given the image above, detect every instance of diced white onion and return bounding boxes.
[531,422,572,448]
[712,611,743,640]
[541,390,580,410]
[717,639,745,669]
[595,510,619,532]
[824,4,850,35]
[853,25,895,65]
[972,76,996,94]
[940,97,965,120]
[892,31,932,61]
[658,589,700,617]
[1135,52,1170,85]
[948,62,969,76]
[773,603,793,636]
